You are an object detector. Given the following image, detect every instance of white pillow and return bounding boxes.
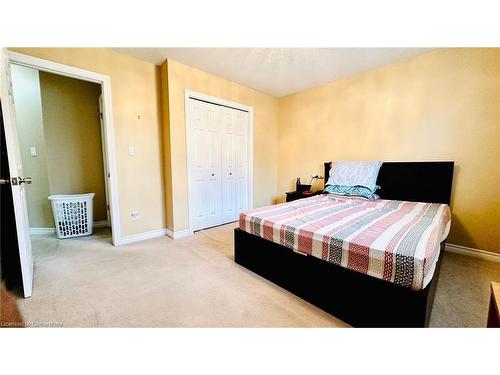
[326,161,383,191]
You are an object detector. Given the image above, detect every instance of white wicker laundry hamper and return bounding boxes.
[48,193,95,239]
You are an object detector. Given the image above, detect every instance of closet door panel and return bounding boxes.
[234,111,248,213]
[188,100,222,230]
[206,106,222,225]
[204,103,222,228]
[222,107,248,223]
[191,106,207,224]
[221,108,236,223]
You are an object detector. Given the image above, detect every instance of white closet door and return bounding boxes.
[187,99,222,231]
[221,107,248,223]
[221,108,236,223]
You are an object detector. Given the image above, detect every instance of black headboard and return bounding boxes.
[324,161,454,205]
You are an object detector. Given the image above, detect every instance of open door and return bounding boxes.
[0,48,33,297]
[98,94,111,228]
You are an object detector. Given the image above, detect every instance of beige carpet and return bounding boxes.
[15,223,500,327]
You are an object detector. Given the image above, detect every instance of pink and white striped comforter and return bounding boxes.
[239,194,451,291]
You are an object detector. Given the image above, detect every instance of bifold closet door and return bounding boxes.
[187,100,223,231]
[221,107,248,223]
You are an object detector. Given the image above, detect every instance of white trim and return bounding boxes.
[7,51,122,246]
[445,243,500,263]
[247,108,254,210]
[29,228,55,235]
[166,228,192,240]
[115,229,167,246]
[30,221,109,235]
[7,52,109,84]
[184,89,254,235]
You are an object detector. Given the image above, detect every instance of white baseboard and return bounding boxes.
[30,225,189,245]
[30,221,109,235]
[445,243,500,263]
[115,227,192,245]
[166,228,192,239]
[116,228,168,245]
[29,227,55,235]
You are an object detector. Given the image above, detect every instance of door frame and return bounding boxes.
[7,51,122,245]
[184,89,254,235]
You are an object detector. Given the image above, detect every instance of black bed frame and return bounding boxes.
[234,161,454,327]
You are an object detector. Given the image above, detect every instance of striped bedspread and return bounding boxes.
[239,194,451,291]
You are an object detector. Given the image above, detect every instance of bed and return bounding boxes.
[234,161,454,327]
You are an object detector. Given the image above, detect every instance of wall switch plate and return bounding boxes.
[30,146,38,157]
[128,146,136,156]
[131,211,140,220]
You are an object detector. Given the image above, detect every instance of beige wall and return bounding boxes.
[39,71,107,222]
[278,48,500,253]
[9,48,166,237]
[162,59,280,232]
[10,65,52,228]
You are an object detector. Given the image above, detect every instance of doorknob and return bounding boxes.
[18,177,32,185]
[0,178,9,185]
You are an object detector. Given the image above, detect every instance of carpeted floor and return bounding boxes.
[15,223,500,327]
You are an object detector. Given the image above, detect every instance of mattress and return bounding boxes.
[239,194,451,291]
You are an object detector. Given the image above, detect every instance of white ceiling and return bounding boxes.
[112,48,432,97]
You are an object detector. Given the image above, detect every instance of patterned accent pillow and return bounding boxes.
[326,161,383,191]
[324,184,380,200]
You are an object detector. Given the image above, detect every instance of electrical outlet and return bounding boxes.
[128,146,136,156]
[131,211,140,220]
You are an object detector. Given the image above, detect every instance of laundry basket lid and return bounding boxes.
[48,193,95,201]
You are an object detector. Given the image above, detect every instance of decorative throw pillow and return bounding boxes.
[326,161,383,191]
[324,184,381,200]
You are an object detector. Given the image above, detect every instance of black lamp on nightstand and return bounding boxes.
[287,175,324,202]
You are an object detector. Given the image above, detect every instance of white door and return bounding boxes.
[221,107,248,223]
[0,49,33,298]
[187,99,223,231]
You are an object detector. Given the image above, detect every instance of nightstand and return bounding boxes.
[285,190,324,202]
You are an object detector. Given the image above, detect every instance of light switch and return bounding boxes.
[30,146,38,157]
[128,146,136,156]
